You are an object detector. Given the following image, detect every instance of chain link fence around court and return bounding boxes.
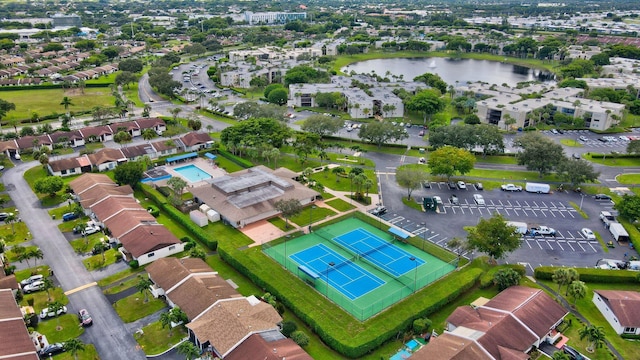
[263,226,458,321]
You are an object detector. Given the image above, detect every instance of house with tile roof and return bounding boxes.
[414,286,568,360]
[225,333,312,360]
[190,166,319,228]
[176,132,213,152]
[593,290,640,335]
[118,225,182,265]
[86,148,126,171]
[0,289,40,359]
[186,296,283,358]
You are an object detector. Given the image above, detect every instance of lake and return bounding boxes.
[341,57,555,86]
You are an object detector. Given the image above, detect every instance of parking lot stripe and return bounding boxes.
[524,201,531,207]
[428,234,440,241]
[503,208,510,216]
[566,242,575,251]
[533,201,539,208]
[587,243,597,252]
[577,242,586,251]
[566,211,575,218]
[556,240,565,251]
[544,239,554,250]
[547,209,555,218]
[556,210,566,218]
[536,240,543,249]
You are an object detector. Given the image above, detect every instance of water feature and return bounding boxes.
[342,57,555,86]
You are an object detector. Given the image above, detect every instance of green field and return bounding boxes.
[0,88,114,122]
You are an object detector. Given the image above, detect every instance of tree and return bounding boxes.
[34,176,64,197]
[267,88,288,106]
[142,104,152,118]
[176,341,200,360]
[627,140,640,154]
[557,159,600,188]
[60,97,73,114]
[493,268,521,291]
[27,247,44,268]
[42,277,54,302]
[564,268,580,296]
[466,213,521,263]
[115,71,138,89]
[515,132,565,177]
[0,99,16,125]
[579,325,606,353]
[189,247,206,260]
[281,320,298,337]
[47,300,65,326]
[406,89,446,125]
[274,199,302,229]
[118,59,143,73]
[414,72,448,94]
[167,177,188,205]
[396,168,429,200]
[300,115,344,138]
[358,121,408,148]
[614,194,640,222]
[293,132,321,165]
[187,118,202,131]
[170,108,182,122]
[114,131,132,146]
[63,339,85,360]
[160,311,174,336]
[142,129,156,141]
[114,161,144,188]
[427,146,475,181]
[136,276,152,303]
[552,351,571,360]
[552,268,570,293]
[291,330,310,347]
[568,280,587,305]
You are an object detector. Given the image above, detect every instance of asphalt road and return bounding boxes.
[5,162,146,360]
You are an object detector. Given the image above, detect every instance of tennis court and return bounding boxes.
[333,228,425,277]
[291,244,385,300]
[263,216,457,320]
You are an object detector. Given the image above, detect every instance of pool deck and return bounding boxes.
[159,158,227,187]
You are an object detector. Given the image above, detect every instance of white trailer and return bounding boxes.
[525,182,551,194]
[609,222,630,242]
[506,221,528,235]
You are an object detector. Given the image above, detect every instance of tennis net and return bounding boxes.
[360,240,392,258]
[325,255,357,277]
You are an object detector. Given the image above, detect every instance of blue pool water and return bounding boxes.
[390,349,411,360]
[174,164,211,182]
[406,339,420,351]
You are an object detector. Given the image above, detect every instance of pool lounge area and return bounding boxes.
[389,338,425,360]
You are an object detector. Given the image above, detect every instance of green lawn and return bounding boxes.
[96,267,145,288]
[113,292,167,323]
[21,286,69,311]
[402,196,423,212]
[0,88,114,122]
[324,198,356,212]
[135,321,187,355]
[0,221,33,245]
[475,155,519,165]
[24,166,69,207]
[14,266,50,283]
[70,233,108,254]
[5,244,39,262]
[103,276,141,295]
[53,344,99,360]
[82,249,119,270]
[583,154,640,167]
[309,169,378,193]
[267,217,289,231]
[560,138,583,147]
[289,206,336,227]
[84,142,105,152]
[35,314,84,343]
[616,173,640,184]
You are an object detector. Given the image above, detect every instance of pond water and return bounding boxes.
[341,57,555,86]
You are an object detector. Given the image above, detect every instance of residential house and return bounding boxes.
[118,224,183,266]
[47,157,84,177]
[120,143,155,161]
[414,286,568,360]
[69,173,119,197]
[593,290,640,335]
[0,139,19,158]
[48,130,85,148]
[87,148,127,171]
[136,118,167,135]
[0,289,40,360]
[186,296,283,358]
[80,125,114,142]
[151,140,178,157]
[90,196,142,226]
[225,333,312,360]
[176,132,213,152]
[113,120,142,138]
[0,272,20,298]
[190,166,319,228]
[16,135,53,152]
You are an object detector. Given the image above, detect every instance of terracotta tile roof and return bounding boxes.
[90,196,141,223]
[112,121,139,131]
[485,286,568,338]
[120,143,154,159]
[187,297,282,358]
[119,224,180,258]
[79,125,113,138]
[595,290,640,327]
[135,118,166,129]
[413,333,492,360]
[179,132,212,147]
[0,289,39,359]
[0,140,18,152]
[87,148,126,166]
[103,209,156,239]
[69,173,116,195]
[48,157,81,172]
[76,183,133,209]
[147,257,216,293]
[0,274,19,291]
[226,334,312,360]
[151,139,177,152]
[168,275,242,320]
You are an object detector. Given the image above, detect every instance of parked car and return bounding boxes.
[39,343,65,357]
[370,206,387,216]
[594,194,611,200]
[78,309,93,327]
[579,135,588,142]
[501,184,523,192]
[563,345,585,360]
[422,181,431,189]
[529,226,557,236]
[433,196,443,205]
[475,182,483,191]
[0,212,11,221]
[20,274,44,287]
[581,228,596,240]
[572,153,581,159]
[447,182,457,190]
[457,181,466,190]
[449,195,459,205]
[62,212,79,222]
[473,194,485,205]
[39,305,68,319]
[418,157,426,164]
[551,129,558,134]
[82,226,101,236]
[418,130,425,136]
[23,280,45,293]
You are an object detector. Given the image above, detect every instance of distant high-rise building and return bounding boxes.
[244,11,306,25]
[51,14,82,28]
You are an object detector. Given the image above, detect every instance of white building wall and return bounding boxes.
[593,292,625,334]
[136,243,186,266]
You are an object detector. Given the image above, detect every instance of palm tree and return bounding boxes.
[47,300,65,327]
[269,148,280,168]
[568,280,587,306]
[63,339,85,360]
[142,129,156,141]
[136,276,152,303]
[5,213,17,235]
[176,341,200,360]
[579,325,605,353]
[332,166,346,182]
[160,311,174,336]
[27,247,44,268]
[60,97,74,116]
[565,268,579,296]
[552,268,569,293]
[142,104,152,118]
[42,277,54,302]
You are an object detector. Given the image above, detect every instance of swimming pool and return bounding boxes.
[174,164,211,182]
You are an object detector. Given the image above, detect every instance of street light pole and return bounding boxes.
[410,257,418,293]
[326,262,335,297]
[421,222,427,251]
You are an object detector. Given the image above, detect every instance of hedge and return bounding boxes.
[618,218,640,252]
[588,153,640,159]
[218,149,254,169]
[0,83,110,92]
[534,266,639,284]
[480,264,526,288]
[218,240,483,358]
[140,184,217,251]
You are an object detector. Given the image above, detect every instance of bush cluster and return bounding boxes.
[480,264,526,288]
[218,149,254,169]
[535,266,639,283]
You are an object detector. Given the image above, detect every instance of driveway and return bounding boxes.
[4,162,146,360]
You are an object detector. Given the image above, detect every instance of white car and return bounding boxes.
[433,196,443,205]
[39,305,68,319]
[20,274,44,287]
[23,280,45,293]
[473,194,485,205]
[457,181,467,189]
[82,226,101,236]
[501,184,523,192]
[581,228,596,240]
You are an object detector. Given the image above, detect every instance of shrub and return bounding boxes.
[535,266,639,283]
[291,331,310,347]
[413,317,432,333]
[129,260,139,269]
[281,320,297,337]
[480,264,525,288]
[146,205,160,217]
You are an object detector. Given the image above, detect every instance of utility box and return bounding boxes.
[206,209,220,223]
[189,210,208,227]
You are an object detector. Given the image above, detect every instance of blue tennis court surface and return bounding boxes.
[333,228,425,277]
[290,244,385,300]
